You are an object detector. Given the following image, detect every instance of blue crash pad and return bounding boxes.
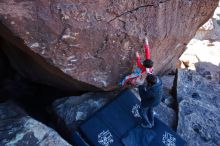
[71,131,89,146]
[79,89,186,146]
[121,125,157,146]
[80,89,139,146]
[149,118,186,146]
[122,118,186,146]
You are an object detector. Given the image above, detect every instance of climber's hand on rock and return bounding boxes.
[145,37,149,45]
[136,52,140,58]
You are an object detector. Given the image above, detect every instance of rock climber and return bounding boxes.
[120,37,153,87]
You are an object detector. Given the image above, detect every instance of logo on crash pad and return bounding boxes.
[162,131,176,146]
[132,104,141,118]
[98,130,114,146]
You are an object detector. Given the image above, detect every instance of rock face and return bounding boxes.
[160,75,175,104]
[177,99,220,146]
[52,92,114,132]
[176,68,220,146]
[0,37,100,92]
[0,0,218,90]
[195,62,220,83]
[154,102,177,129]
[0,101,71,146]
[176,68,220,104]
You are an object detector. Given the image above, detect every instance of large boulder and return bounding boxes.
[52,91,114,133]
[176,66,220,145]
[0,101,71,146]
[195,62,220,83]
[154,102,177,129]
[176,68,220,106]
[0,0,218,90]
[0,37,100,92]
[160,75,176,107]
[177,98,220,146]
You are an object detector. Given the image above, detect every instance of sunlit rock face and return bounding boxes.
[194,2,220,41]
[0,0,218,90]
[179,2,220,70]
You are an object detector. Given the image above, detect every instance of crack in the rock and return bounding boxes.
[94,35,109,70]
[108,0,171,23]
[108,5,153,23]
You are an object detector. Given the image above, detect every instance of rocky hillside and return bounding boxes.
[0,0,218,90]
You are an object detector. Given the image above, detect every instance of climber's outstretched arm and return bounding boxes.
[144,37,151,59]
[136,52,145,71]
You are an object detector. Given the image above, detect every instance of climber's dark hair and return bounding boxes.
[143,59,153,68]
